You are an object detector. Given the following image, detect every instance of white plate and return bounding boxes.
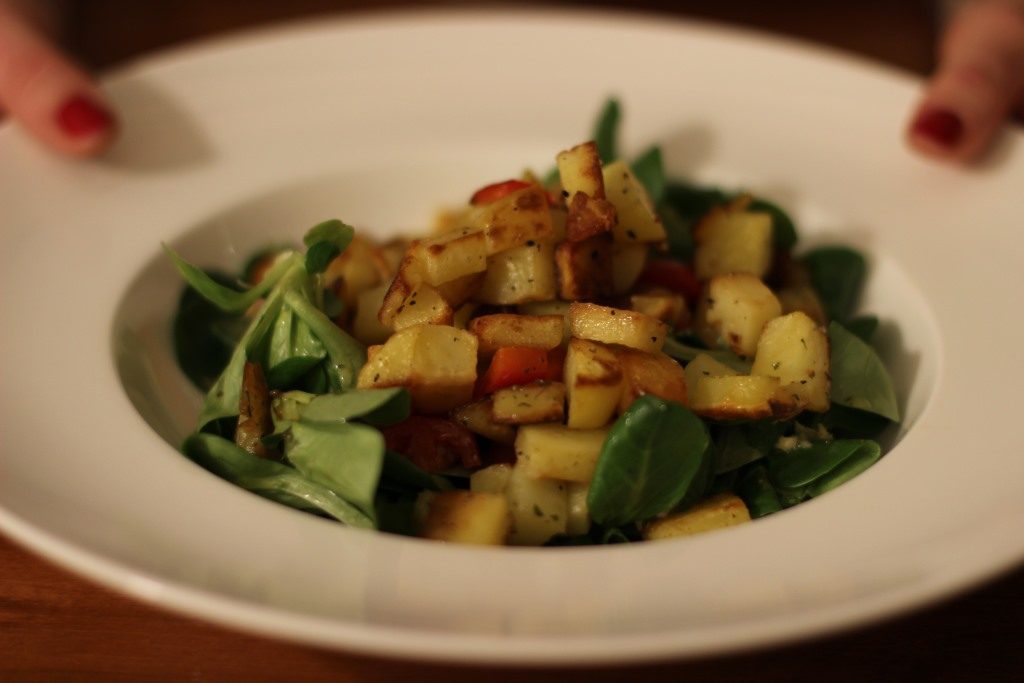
[2,9,1023,665]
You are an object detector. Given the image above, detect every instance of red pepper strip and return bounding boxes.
[476,346,566,398]
[638,259,703,306]
[469,179,532,205]
[382,416,481,473]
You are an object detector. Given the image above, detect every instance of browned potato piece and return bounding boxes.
[557,140,605,199]
[750,311,830,412]
[452,400,517,444]
[417,490,510,545]
[236,361,273,458]
[391,283,454,331]
[323,235,392,307]
[615,348,688,413]
[565,191,616,242]
[611,243,649,295]
[555,234,614,302]
[643,493,751,540]
[693,197,773,280]
[688,374,794,421]
[693,274,782,358]
[564,338,623,429]
[469,185,555,253]
[515,423,609,482]
[411,228,488,286]
[476,241,557,305]
[628,289,689,329]
[568,302,669,353]
[602,160,666,244]
[468,314,564,355]
[491,381,566,425]
[776,285,828,326]
[379,253,481,329]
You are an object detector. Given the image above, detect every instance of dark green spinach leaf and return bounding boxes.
[768,439,882,504]
[593,97,621,162]
[631,146,665,205]
[803,247,865,322]
[829,322,900,422]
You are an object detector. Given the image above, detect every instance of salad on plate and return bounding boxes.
[167,101,900,547]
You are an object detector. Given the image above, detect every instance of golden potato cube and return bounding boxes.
[628,289,688,328]
[565,191,616,242]
[492,382,566,425]
[688,374,788,421]
[518,300,571,344]
[568,302,669,353]
[643,493,751,541]
[391,283,454,331]
[476,241,557,305]
[615,348,688,413]
[453,400,517,444]
[566,482,591,537]
[468,314,564,355]
[751,311,830,412]
[411,229,488,286]
[555,234,614,302]
[556,140,605,199]
[323,235,392,306]
[611,243,650,295]
[694,274,782,358]
[603,160,667,243]
[682,352,738,391]
[435,272,484,309]
[357,324,478,414]
[417,490,510,545]
[352,283,392,345]
[377,253,419,328]
[506,463,569,545]
[515,423,609,482]
[564,338,623,429]
[468,185,556,254]
[470,463,513,494]
[693,201,773,280]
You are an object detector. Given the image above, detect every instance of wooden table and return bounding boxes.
[4,1,1023,680]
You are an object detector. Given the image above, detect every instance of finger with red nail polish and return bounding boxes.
[0,2,118,156]
[907,0,1024,162]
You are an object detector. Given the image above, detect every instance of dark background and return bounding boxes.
[5,1,1024,681]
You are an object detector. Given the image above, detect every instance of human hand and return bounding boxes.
[907,0,1024,161]
[0,0,116,156]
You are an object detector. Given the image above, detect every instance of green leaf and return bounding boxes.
[283,289,366,392]
[284,421,385,520]
[298,388,411,427]
[735,465,782,519]
[380,449,451,493]
[712,422,781,474]
[768,439,882,503]
[661,182,800,250]
[164,246,300,314]
[302,219,355,250]
[818,404,891,439]
[587,396,711,527]
[663,337,752,373]
[657,201,694,262]
[305,242,341,275]
[631,146,665,205]
[172,271,246,391]
[747,198,798,251]
[845,315,879,343]
[266,356,324,390]
[593,97,621,162]
[182,433,373,528]
[803,247,866,323]
[829,322,900,422]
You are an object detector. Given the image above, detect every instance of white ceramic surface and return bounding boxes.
[1,9,1023,665]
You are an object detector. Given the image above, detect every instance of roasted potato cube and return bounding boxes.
[377,251,421,328]
[694,274,782,358]
[628,289,689,329]
[687,374,789,421]
[565,191,616,242]
[469,314,563,355]
[411,228,488,286]
[568,302,669,353]
[470,463,513,494]
[555,234,614,302]
[391,283,454,331]
[557,140,605,198]
[693,199,773,280]
[682,353,738,389]
[603,160,667,243]
[357,324,478,414]
[492,381,566,425]
[435,272,484,309]
[476,240,557,305]
[453,400,517,444]
[506,464,569,545]
[751,311,830,412]
[615,348,688,413]
[417,490,510,545]
[566,482,591,536]
[643,493,750,541]
[352,283,393,345]
[323,235,392,306]
[468,185,555,253]
[518,300,571,344]
[611,243,649,295]
[564,338,623,429]
[515,423,608,482]
[776,285,828,326]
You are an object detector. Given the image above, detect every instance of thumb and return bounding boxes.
[907,0,1024,162]
[0,3,117,156]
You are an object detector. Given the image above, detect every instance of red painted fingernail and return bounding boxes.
[55,94,114,137]
[911,108,963,148]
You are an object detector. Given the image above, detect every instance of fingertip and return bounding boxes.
[52,92,119,157]
[906,106,971,161]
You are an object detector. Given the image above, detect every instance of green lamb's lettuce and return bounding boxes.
[828,322,900,422]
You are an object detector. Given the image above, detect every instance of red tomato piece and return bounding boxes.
[476,346,566,397]
[382,416,481,473]
[469,179,532,205]
[638,260,703,305]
